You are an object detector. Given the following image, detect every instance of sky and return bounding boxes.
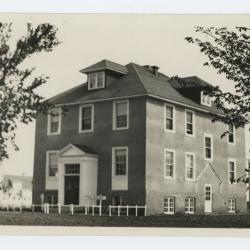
[0,14,249,177]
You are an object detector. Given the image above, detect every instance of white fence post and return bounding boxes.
[32,204,34,213]
[70,204,74,215]
[47,203,50,214]
[92,205,94,216]
[58,204,61,214]
[99,205,101,216]
[118,206,120,216]
[85,205,88,215]
[135,205,138,217]
[109,205,111,216]
[127,205,129,216]
[144,206,147,216]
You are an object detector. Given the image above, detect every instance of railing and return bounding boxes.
[0,203,147,216]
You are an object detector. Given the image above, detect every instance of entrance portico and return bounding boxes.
[57,144,99,205]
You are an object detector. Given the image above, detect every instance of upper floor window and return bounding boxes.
[112,147,128,176]
[185,110,195,136]
[88,72,105,90]
[47,108,62,135]
[79,104,94,133]
[185,152,195,180]
[165,104,175,132]
[201,91,212,107]
[228,159,236,183]
[47,151,59,177]
[204,134,213,160]
[113,100,129,130]
[164,149,175,179]
[228,124,235,144]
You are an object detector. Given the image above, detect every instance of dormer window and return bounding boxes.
[201,91,212,107]
[88,72,105,90]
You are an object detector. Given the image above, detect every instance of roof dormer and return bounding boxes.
[200,91,212,107]
[80,59,128,90]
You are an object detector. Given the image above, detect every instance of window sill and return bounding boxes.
[79,129,94,133]
[113,127,129,131]
[164,129,175,133]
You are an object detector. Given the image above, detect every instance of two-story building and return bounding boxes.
[33,59,247,214]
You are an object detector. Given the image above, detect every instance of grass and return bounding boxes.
[0,212,250,227]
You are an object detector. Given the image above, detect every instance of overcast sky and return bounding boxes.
[0,14,249,177]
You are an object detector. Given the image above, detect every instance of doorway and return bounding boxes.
[64,164,80,205]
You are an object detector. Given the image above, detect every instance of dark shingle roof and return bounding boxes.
[169,76,214,89]
[49,60,222,115]
[80,59,128,74]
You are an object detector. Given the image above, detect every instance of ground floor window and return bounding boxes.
[46,194,58,205]
[163,197,175,214]
[185,197,195,214]
[112,196,127,206]
[228,198,236,213]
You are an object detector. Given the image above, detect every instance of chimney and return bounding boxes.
[151,66,159,76]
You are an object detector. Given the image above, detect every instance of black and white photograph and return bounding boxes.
[0,12,250,233]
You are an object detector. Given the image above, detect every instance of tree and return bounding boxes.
[183,26,250,186]
[182,26,250,130]
[0,23,60,161]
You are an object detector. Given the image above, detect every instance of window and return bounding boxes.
[88,72,105,90]
[113,100,129,130]
[46,195,58,205]
[201,91,212,107]
[185,153,195,180]
[165,104,175,132]
[228,199,236,213]
[113,147,128,176]
[228,124,235,144]
[228,159,236,183]
[185,197,195,214]
[185,110,195,136]
[79,104,94,132]
[47,108,61,135]
[163,197,175,214]
[164,149,175,178]
[205,185,212,201]
[204,134,213,160]
[65,164,80,175]
[47,152,59,177]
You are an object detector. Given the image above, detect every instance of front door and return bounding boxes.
[204,185,212,213]
[64,164,80,205]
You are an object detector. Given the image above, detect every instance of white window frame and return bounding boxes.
[47,108,62,136]
[185,109,195,137]
[228,158,237,184]
[204,134,213,161]
[228,124,236,145]
[113,100,129,130]
[112,146,128,177]
[164,104,175,133]
[46,151,59,178]
[204,184,212,201]
[163,197,175,215]
[164,149,175,179]
[88,71,105,90]
[79,104,94,133]
[201,91,212,107]
[228,198,236,213]
[185,152,196,181]
[185,197,195,214]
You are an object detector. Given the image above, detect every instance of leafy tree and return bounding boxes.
[181,26,250,130]
[0,23,60,160]
[183,26,250,186]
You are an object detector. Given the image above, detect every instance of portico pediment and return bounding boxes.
[59,143,98,158]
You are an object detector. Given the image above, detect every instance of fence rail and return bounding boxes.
[0,203,147,216]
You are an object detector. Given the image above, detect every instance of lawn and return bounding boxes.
[0,212,250,227]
